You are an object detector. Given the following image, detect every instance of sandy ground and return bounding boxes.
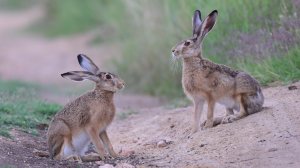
[0,6,300,168]
[109,82,300,168]
[1,82,299,168]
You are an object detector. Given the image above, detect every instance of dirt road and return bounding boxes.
[0,7,300,168]
[0,7,120,84]
[109,82,300,168]
[1,81,299,168]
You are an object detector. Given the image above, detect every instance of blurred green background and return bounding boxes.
[45,0,300,97]
[0,0,299,137]
[1,0,299,96]
[40,0,300,97]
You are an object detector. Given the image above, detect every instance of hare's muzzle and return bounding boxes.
[171,49,179,59]
[116,80,125,90]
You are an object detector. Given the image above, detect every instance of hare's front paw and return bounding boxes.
[99,154,105,160]
[192,123,200,133]
[203,119,214,129]
[109,151,118,158]
[221,115,237,124]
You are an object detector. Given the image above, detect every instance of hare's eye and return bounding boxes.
[184,41,190,46]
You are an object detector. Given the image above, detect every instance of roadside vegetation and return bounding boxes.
[33,0,300,98]
[0,80,62,138]
[0,0,36,10]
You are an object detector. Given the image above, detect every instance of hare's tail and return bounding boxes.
[244,88,264,114]
[48,134,64,159]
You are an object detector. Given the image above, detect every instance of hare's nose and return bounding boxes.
[120,80,125,87]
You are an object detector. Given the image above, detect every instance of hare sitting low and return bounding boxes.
[47,54,125,161]
[171,10,264,133]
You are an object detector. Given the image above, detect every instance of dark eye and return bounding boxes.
[184,41,190,46]
[106,74,112,79]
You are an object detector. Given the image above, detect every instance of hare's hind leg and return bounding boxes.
[100,131,118,158]
[48,120,73,160]
[222,94,248,124]
[48,134,64,160]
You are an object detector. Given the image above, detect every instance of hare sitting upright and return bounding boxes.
[47,54,125,161]
[171,10,264,133]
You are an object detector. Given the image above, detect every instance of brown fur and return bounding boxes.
[171,10,264,132]
[47,54,125,161]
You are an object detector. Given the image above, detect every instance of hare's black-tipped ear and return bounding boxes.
[193,10,202,37]
[77,54,100,74]
[199,10,218,39]
[61,71,99,82]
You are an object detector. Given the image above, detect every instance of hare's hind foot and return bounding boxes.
[222,94,248,124]
[80,152,118,162]
[65,155,82,163]
[221,113,247,124]
[226,108,234,116]
[80,153,103,162]
[221,115,237,124]
[200,117,223,129]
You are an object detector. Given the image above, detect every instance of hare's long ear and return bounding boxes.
[77,54,100,75]
[61,71,99,82]
[193,10,202,38]
[199,10,218,40]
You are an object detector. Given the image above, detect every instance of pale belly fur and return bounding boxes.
[217,96,239,111]
[63,131,90,157]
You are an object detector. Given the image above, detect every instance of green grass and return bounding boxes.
[32,0,299,98]
[111,0,298,98]
[33,0,125,37]
[0,80,62,138]
[0,0,37,10]
[237,47,300,85]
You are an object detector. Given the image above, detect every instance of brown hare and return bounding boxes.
[171,10,264,133]
[47,54,125,161]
